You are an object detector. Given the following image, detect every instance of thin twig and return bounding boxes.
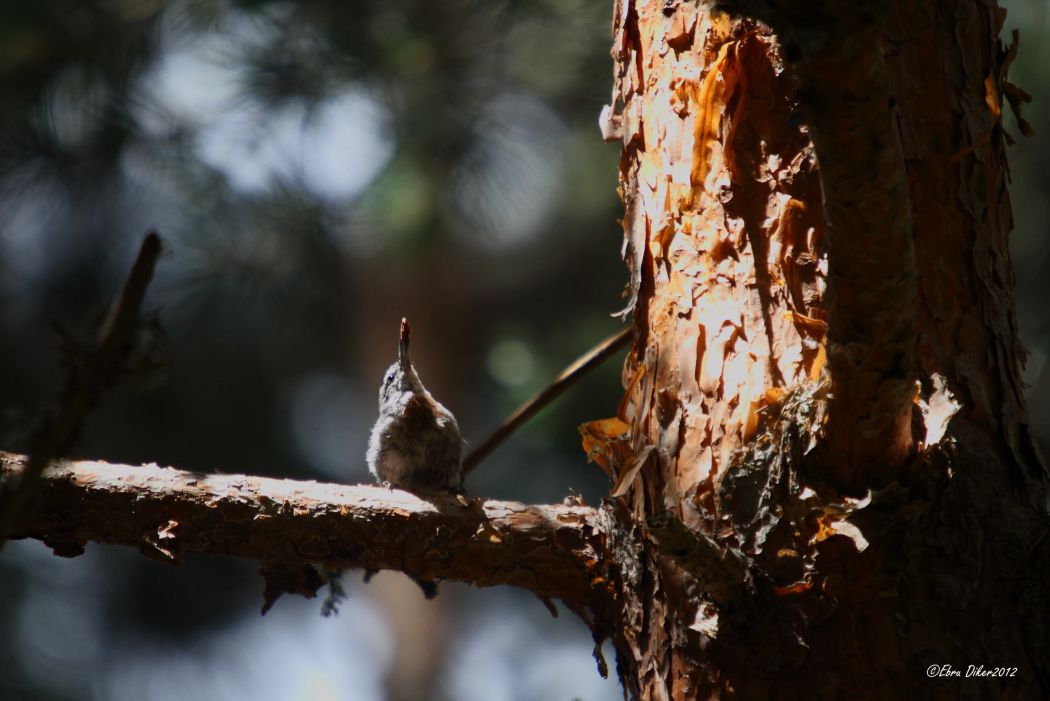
[464,327,632,475]
[0,232,163,549]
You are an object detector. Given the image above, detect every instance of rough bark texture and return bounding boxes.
[590,0,1050,698]
[0,453,608,613]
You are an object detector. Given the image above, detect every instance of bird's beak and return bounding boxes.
[398,318,411,367]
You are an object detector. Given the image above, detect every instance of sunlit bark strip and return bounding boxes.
[1,452,607,610]
[607,1,829,532]
[716,1,919,486]
[602,4,834,696]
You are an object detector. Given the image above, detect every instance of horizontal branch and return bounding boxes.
[0,452,607,609]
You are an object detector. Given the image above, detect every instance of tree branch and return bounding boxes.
[464,327,632,474]
[0,233,163,547]
[0,452,607,610]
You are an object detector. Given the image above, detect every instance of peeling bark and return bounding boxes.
[594,0,1049,698]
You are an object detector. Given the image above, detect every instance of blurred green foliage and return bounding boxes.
[0,1,627,699]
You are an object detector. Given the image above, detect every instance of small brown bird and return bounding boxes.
[366,318,464,493]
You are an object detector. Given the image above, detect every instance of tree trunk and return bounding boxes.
[591,0,1049,697]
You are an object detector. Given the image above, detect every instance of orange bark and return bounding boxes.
[591,0,1049,697]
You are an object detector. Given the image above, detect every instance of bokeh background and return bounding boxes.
[0,1,1047,700]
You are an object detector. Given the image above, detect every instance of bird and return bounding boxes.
[366,318,464,493]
